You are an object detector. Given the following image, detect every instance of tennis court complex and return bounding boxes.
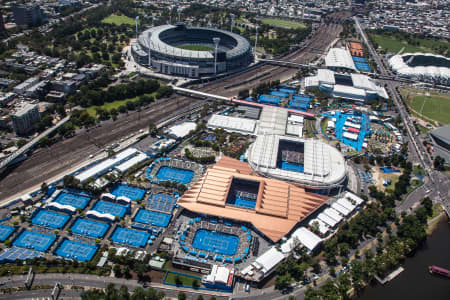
[13,230,56,252]
[156,166,194,184]
[0,246,42,263]
[54,191,91,210]
[192,229,239,256]
[147,193,177,213]
[111,184,146,201]
[134,209,172,227]
[31,210,70,229]
[92,201,127,218]
[111,227,150,247]
[0,225,15,242]
[55,239,98,261]
[71,218,110,238]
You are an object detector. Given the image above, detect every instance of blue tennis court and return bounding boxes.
[280,161,304,173]
[111,227,150,247]
[71,218,110,238]
[352,56,367,63]
[92,201,127,218]
[134,209,172,227]
[147,193,177,213]
[0,246,42,263]
[31,210,70,229]
[55,239,98,261]
[54,191,91,210]
[354,62,371,71]
[111,184,146,201]
[13,230,56,252]
[156,166,194,184]
[0,225,15,242]
[192,229,239,256]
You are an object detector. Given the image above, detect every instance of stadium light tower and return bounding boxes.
[230,13,235,33]
[213,37,220,75]
[147,32,152,68]
[177,9,182,23]
[135,16,139,39]
[254,26,258,60]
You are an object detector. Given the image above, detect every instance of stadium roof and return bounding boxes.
[247,135,347,188]
[178,156,328,242]
[389,53,450,80]
[139,25,251,60]
[207,114,256,135]
[325,48,356,71]
[256,106,288,135]
[430,125,450,144]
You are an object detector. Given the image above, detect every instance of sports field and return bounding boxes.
[102,14,136,26]
[408,94,450,124]
[177,44,215,51]
[261,18,306,29]
[369,34,450,54]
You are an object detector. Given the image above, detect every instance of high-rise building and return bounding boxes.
[10,102,41,135]
[12,4,45,27]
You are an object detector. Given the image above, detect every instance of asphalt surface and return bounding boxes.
[0,13,347,202]
[0,273,229,300]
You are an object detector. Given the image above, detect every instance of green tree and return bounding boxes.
[178,291,187,300]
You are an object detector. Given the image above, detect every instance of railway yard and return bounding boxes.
[0,16,346,202]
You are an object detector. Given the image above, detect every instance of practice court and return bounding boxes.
[71,218,110,238]
[156,166,194,184]
[92,201,127,218]
[31,210,70,229]
[134,209,172,227]
[55,239,98,261]
[111,227,150,247]
[0,225,15,242]
[54,191,91,210]
[111,184,146,201]
[13,230,56,252]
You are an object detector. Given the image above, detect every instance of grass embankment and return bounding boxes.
[369,33,450,54]
[261,18,306,29]
[102,14,137,26]
[86,92,156,118]
[177,44,215,51]
[164,272,201,287]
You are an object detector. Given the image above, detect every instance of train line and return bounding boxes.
[0,13,347,201]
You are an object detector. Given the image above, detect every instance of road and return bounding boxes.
[354,16,449,215]
[0,273,229,300]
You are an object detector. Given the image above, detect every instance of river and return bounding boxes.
[359,218,450,300]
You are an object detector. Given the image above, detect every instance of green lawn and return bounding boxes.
[164,272,201,287]
[261,18,306,29]
[102,14,137,26]
[86,92,156,117]
[177,44,215,51]
[369,34,450,55]
[409,94,450,124]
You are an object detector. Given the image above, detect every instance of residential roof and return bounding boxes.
[178,156,328,242]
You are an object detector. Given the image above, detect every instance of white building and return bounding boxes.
[325,48,356,71]
[166,122,197,139]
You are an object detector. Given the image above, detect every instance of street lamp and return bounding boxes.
[254,26,258,60]
[213,37,220,75]
[147,32,152,68]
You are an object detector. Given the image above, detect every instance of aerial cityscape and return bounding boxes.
[0,0,448,299]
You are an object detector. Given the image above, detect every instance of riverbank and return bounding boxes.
[358,218,450,300]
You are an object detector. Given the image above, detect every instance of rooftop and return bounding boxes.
[178,156,328,242]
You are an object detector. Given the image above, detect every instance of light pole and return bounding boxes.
[135,16,139,39]
[178,9,181,23]
[147,32,152,68]
[254,26,258,60]
[230,13,235,33]
[213,37,220,75]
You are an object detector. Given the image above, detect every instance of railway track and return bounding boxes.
[0,13,347,201]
